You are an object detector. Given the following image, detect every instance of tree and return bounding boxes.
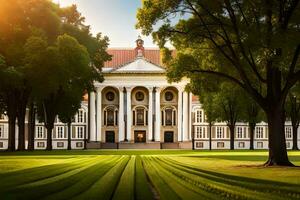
[137,0,300,166]
[285,84,300,150]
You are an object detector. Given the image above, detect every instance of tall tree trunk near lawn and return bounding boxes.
[249,123,255,150]
[209,122,212,150]
[229,125,235,150]
[7,91,18,152]
[27,102,35,151]
[265,106,293,166]
[67,121,71,150]
[17,91,29,151]
[292,125,299,150]
[46,126,53,151]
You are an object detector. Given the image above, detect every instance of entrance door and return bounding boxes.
[105,131,115,143]
[164,131,174,143]
[134,131,146,143]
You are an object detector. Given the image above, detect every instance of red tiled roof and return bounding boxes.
[104,49,161,68]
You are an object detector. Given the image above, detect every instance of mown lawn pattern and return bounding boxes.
[0,151,299,200]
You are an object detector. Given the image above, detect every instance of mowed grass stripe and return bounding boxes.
[164,156,300,199]
[135,156,154,200]
[72,155,130,200]
[112,156,136,200]
[142,156,180,200]
[41,156,124,200]
[0,156,94,190]
[146,156,214,200]
[2,156,121,200]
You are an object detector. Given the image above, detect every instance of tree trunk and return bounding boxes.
[209,123,212,150]
[46,126,53,151]
[67,121,71,150]
[265,106,293,166]
[292,125,299,150]
[249,123,255,150]
[7,114,17,152]
[27,102,35,151]
[17,113,25,151]
[7,92,18,152]
[229,125,235,150]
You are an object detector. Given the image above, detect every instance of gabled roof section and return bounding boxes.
[105,57,165,74]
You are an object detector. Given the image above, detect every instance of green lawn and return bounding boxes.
[0,150,300,200]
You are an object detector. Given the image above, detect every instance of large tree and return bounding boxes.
[137,0,300,166]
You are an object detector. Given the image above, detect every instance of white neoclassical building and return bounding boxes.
[0,37,299,150]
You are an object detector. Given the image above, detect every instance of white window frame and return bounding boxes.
[195,109,203,123]
[56,126,65,139]
[216,126,225,139]
[285,126,292,139]
[76,126,84,139]
[255,127,264,139]
[36,126,44,139]
[78,109,85,123]
[236,126,244,139]
[0,125,3,138]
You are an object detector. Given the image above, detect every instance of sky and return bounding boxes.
[55,0,157,48]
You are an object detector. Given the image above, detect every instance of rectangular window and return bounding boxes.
[255,127,264,139]
[0,126,3,138]
[285,126,292,139]
[37,142,45,148]
[78,110,84,123]
[57,126,64,139]
[236,127,244,138]
[76,142,83,148]
[195,110,203,123]
[36,126,44,139]
[107,109,115,126]
[257,142,263,148]
[77,126,84,139]
[217,142,224,148]
[136,108,144,126]
[238,142,245,148]
[216,127,225,139]
[196,142,203,148]
[57,142,64,148]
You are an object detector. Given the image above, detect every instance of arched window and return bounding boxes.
[104,106,118,126]
[133,106,148,126]
[162,107,176,126]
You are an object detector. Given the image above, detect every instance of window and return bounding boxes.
[136,108,145,125]
[106,91,115,101]
[217,142,225,148]
[57,142,64,148]
[286,142,290,148]
[36,126,44,139]
[135,91,145,101]
[107,109,115,126]
[196,142,203,148]
[238,142,245,148]
[162,107,176,126]
[37,142,45,148]
[78,110,85,123]
[255,127,264,139]
[195,110,203,123]
[216,127,225,139]
[236,127,244,139]
[195,126,206,139]
[76,142,83,148]
[77,126,84,139]
[165,91,174,101]
[285,127,292,139]
[57,126,64,139]
[0,126,3,138]
[257,142,263,148]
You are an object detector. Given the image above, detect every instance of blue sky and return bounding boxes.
[56,0,156,47]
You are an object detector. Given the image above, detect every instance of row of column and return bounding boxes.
[89,86,191,143]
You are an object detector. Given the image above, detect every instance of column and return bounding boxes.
[183,91,189,141]
[89,91,96,142]
[189,92,193,140]
[147,87,154,141]
[96,87,103,142]
[126,87,132,142]
[177,87,183,142]
[118,87,125,142]
[155,87,162,141]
